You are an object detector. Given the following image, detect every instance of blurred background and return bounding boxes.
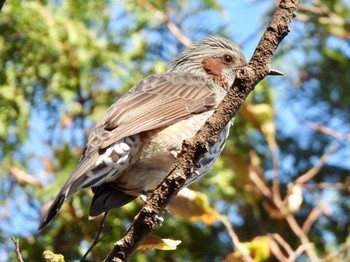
[0,0,349,261]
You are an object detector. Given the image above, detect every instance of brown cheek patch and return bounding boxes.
[202,58,229,88]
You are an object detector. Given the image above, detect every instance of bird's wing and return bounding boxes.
[87,72,218,150]
[81,72,218,171]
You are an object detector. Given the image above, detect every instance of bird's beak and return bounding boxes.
[268,68,283,76]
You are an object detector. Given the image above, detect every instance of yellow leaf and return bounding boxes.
[42,250,65,262]
[168,188,219,225]
[137,235,181,253]
[233,236,271,262]
[241,103,277,151]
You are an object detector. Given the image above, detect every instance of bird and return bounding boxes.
[39,36,282,230]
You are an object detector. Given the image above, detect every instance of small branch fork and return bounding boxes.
[103,1,300,261]
[139,0,192,47]
[12,237,24,262]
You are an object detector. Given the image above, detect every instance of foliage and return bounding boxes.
[0,0,349,261]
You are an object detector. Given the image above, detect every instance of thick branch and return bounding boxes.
[104,1,300,261]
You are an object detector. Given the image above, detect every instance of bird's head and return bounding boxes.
[169,36,282,88]
[169,36,248,88]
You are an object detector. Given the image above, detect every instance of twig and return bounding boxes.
[296,1,349,39]
[296,146,337,184]
[271,149,282,207]
[140,0,192,47]
[248,149,272,198]
[302,207,322,234]
[287,243,315,262]
[218,215,254,262]
[271,233,294,256]
[269,233,315,261]
[103,1,300,261]
[285,215,319,261]
[305,121,349,140]
[12,237,24,262]
[298,1,347,26]
[250,121,336,261]
[302,182,350,191]
[268,235,289,261]
[81,212,110,261]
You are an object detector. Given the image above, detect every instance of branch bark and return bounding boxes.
[12,237,24,262]
[104,1,300,261]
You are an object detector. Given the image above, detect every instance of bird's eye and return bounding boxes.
[222,54,233,64]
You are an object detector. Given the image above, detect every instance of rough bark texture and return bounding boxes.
[104,1,300,261]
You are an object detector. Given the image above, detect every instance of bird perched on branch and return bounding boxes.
[39,36,281,230]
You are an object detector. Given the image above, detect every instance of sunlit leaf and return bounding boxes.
[43,250,65,262]
[232,236,271,262]
[168,188,219,225]
[138,235,181,253]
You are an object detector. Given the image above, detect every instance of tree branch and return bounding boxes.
[218,215,254,262]
[12,237,24,262]
[103,1,300,261]
[139,0,192,47]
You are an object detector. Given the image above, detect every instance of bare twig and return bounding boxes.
[218,215,254,262]
[290,243,315,261]
[302,181,350,191]
[12,237,24,262]
[285,215,319,261]
[302,207,323,234]
[140,0,192,47]
[103,1,300,261]
[269,233,315,261]
[269,237,289,261]
[9,167,42,187]
[252,148,327,261]
[248,150,272,198]
[305,121,349,140]
[271,233,294,256]
[298,0,347,26]
[81,212,110,261]
[271,150,282,207]
[248,96,338,262]
[296,0,349,39]
[296,146,337,184]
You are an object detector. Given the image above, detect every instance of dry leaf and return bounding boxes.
[241,103,277,151]
[223,252,245,262]
[138,235,181,253]
[168,188,219,225]
[9,167,42,187]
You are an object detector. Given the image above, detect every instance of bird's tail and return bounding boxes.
[38,173,85,230]
[38,191,67,230]
[38,164,88,230]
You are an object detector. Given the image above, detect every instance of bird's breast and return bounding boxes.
[115,111,231,194]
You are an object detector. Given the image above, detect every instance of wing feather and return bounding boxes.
[96,72,220,148]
